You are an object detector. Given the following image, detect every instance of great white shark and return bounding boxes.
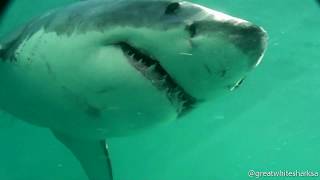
[0,0,267,179]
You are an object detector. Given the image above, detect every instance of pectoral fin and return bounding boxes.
[52,130,113,180]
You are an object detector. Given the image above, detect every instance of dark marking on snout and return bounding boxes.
[203,64,212,75]
[86,104,102,119]
[194,21,266,63]
[218,69,228,78]
[96,87,115,94]
[0,0,11,21]
[234,25,266,56]
[164,2,180,15]
[45,62,54,74]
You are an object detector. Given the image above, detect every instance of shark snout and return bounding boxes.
[229,23,268,67]
[192,19,267,68]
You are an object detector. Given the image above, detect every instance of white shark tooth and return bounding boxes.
[151,79,156,84]
[173,91,180,99]
[146,64,156,72]
[152,79,165,89]
[177,91,184,98]
[159,77,168,84]
[162,75,168,80]
[159,79,166,85]
[164,87,170,93]
[137,59,144,65]
[178,102,185,110]
[181,100,187,106]
[144,65,156,77]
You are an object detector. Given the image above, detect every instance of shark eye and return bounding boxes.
[165,2,180,15]
[186,23,197,38]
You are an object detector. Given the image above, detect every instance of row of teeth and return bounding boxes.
[124,50,190,113]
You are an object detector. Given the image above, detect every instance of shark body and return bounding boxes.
[0,0,267,179]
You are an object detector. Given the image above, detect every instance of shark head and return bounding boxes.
[0,0,267,137]
[73,0,267,134]
[116,1,266,106]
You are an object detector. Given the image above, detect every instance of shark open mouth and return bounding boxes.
[117,42,197,116]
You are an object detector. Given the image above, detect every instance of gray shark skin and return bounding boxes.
[0,0,267,180]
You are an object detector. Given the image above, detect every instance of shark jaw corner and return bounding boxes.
[0,0,267,180]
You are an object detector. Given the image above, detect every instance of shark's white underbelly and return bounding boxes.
[0,29,176,139]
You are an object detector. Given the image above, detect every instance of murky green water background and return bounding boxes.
[1,0,320,180]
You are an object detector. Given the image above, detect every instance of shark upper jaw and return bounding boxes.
[117,42,197,116]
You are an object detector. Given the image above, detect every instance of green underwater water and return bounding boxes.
[0,0,320,180]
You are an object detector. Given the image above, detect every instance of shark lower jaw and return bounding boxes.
[117,42,197,116]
